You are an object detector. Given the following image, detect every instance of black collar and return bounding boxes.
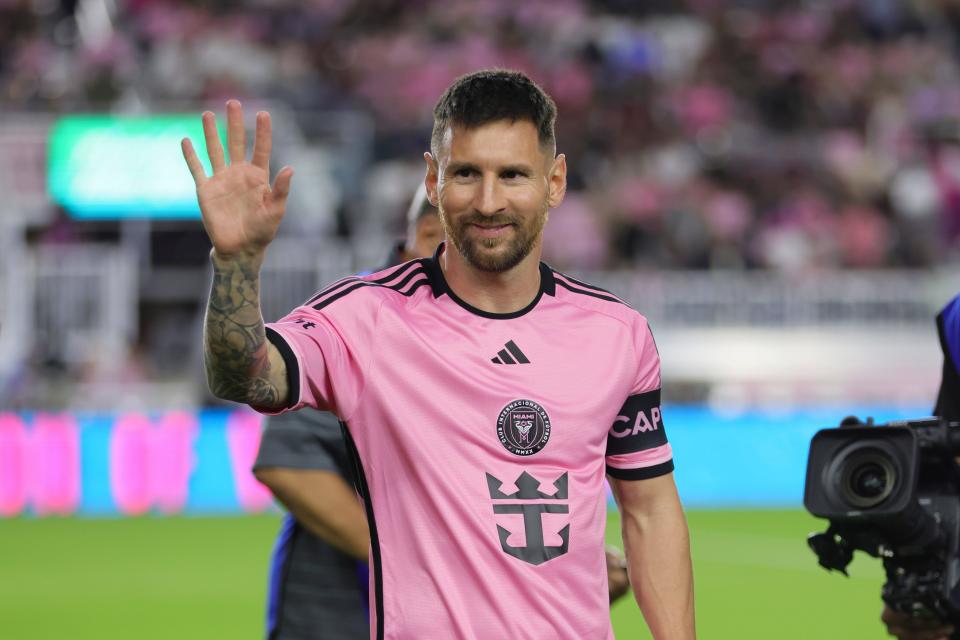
[422,243,555,320]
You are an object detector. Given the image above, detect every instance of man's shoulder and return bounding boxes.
[304,259,433,314]
[547,266,646,328]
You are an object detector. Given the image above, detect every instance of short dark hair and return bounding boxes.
[431,69,557,157]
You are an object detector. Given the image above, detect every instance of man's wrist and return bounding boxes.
[210,247,266,271]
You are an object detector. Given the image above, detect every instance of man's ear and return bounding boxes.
[424,152,439,207]
[547,153,567,208]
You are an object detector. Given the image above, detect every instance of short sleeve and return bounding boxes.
[253,410,344,472]
[256,291,382,421]
[605,317,673,480]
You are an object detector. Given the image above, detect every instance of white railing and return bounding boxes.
[582,269,954,328]
[255,239,956,328]
[0,236,32,394]
[259,238,356,322]
[30,244,138,370]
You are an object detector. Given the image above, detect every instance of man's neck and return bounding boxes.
[439,244,543,314]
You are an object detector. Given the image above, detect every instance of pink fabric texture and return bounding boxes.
[258,254,672,640]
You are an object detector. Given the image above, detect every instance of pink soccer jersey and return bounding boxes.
[258,244,673,640]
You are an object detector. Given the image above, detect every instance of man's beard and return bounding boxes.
[440,203,548,273]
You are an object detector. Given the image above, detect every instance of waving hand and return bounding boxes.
[181,100,294,259]
[185,100,292,409]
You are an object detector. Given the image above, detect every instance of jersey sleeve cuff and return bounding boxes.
[606,459,674,480]
[250,326,302,415]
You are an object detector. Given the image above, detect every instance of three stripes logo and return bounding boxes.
[491,340,530,365]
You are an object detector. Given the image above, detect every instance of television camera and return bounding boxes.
[804,416,960,633]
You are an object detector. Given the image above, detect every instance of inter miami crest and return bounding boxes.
[496,399,551,456]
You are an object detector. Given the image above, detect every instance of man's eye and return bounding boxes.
[455,168,474,178]
[503,171,525,180]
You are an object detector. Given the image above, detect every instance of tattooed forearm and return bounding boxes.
[204,251,287,407]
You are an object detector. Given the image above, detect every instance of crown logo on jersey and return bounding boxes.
[486,471,568,500]
[490,340,530,365]
[486,470,570,566]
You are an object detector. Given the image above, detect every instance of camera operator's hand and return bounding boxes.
[882,605,954,639]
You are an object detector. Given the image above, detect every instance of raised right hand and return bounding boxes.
[181,100,294,259]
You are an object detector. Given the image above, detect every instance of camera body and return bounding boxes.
[804,417,960,624]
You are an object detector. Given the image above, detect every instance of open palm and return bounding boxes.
[181,100,294,258]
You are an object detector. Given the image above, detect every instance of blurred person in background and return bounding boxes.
[182,69,692,639]
[880,293,960,640]
[933,295,960,421]
[251,188,441,640]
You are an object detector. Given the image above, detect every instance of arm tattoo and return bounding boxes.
[204,254,282,406]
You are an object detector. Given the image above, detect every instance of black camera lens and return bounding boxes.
[850,463,887,499]
[837,450,897,509]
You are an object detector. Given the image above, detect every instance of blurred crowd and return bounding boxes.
[6,0,960,409]
[5,0,960,273]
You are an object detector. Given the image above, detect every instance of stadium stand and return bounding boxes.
[1,0,958,409]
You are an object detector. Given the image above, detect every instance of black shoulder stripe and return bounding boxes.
[305,276,361,305]
[371,260,424,285]
[554,278,626,306]
[309,263,424,308]
[306,261,423,306]
[312,269,428,310]
[313,281,370,310]
[395,278,430,297]
[554,271,620,297]
[384,265,426,293]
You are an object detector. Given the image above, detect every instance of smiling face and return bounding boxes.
[425,119,566,273]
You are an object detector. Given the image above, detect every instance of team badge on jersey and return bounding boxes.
[496,399,551,456]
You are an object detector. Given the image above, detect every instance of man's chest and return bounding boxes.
[360,310,637,463]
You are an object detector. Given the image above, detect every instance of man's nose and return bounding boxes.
[474,174,506,216]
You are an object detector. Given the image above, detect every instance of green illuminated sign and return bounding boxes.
[48,115,225,219]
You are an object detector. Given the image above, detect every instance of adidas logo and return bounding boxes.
[491,340,530,365]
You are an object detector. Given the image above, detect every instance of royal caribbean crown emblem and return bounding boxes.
[496,399,551,456]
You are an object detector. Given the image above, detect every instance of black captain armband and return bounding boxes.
[606,389,667,456]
